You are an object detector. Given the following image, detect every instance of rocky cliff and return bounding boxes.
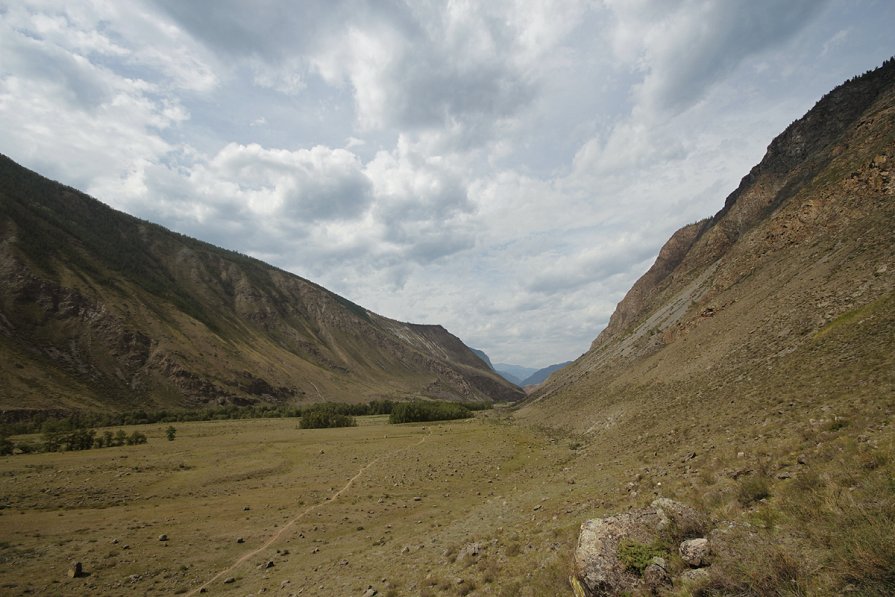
[0,157,523,415]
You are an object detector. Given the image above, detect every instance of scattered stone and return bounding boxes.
[111,538,119,544]
[680,538,710,567]
[797,454,808,465]
[67,561,83,578]
[401,546,410,554]
[223,577,236,584]
[679,567,711,584]
[244,506,251,511]
[533,504,542,511]
[311,547,319,554]
[258,560,274,569]
[339,559,349,566]
[362,586,378,597]
[237,537,245,543]
[413,496,422,502]
[199,588,207,593]
[643,562,671,591]
[777,471,793,480]
[158,534,168,542]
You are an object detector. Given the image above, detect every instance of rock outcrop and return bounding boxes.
[571,499,712,596]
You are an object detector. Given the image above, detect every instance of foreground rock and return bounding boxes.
[572,498,711,596]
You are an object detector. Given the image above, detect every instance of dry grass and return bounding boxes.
[0,415,584,596]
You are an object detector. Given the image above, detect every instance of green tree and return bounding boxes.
[165,426,176,441]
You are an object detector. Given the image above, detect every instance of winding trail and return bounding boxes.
[187,429,430,595]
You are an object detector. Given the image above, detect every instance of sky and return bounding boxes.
[1,1,893,368]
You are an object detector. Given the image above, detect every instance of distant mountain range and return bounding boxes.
[0,156,524,415]
[471,354,573,387]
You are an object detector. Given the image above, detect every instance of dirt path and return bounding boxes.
[186,429,430,595]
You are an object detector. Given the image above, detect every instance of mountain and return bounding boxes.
[523,59,895,428]
[469,348,495,371]
[521,58,895,429]
[520,361,572,387]
[0,156,524,416]
[526,59,895,596]
[493,363,537,385]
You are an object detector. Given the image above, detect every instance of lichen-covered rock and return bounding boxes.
[643,562,672,592]
[680,537,710,567]
[678,567,711,587]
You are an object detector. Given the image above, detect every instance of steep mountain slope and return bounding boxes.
[519,58,895,595]
[0,157,523,415]
[522,58,894,429]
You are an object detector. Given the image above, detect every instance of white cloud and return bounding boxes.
[2,0,892,367]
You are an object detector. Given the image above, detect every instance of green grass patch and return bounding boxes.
[618,540,669,575]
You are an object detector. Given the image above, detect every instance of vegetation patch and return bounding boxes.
[299,405,356,429]
[617,540,669,575]
[389,400,474,424]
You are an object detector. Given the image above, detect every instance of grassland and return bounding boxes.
[0,413,622,596]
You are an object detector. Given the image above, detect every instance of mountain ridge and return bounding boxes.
[521,58,894,429]
[0,156,524,415]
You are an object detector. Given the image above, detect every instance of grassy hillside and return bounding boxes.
[0,156,523,415]
[520,58,895,595]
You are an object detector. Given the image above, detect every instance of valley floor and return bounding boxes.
[0,415,608,596]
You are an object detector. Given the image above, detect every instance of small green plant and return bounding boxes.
[165,426,177,441]
[617,540,668,575]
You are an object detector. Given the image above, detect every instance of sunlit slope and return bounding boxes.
[522,59,895,431]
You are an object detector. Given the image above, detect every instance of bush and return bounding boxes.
[300,406,356,429]
[389,401,473,424]
[0,436,12,456]
[165,426,177,441]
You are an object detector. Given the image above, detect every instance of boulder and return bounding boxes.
[573,499,705,596]
[643,563,671,592]
[679,567,711,584]
[457,542,482,562]
[679,538,710,567]
[67,561,83,578]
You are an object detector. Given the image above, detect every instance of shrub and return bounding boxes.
[165,426,177,441]
[126,431,147,445]
[300,407,356,429]
[388,400,473,424]
[0,436,12,456]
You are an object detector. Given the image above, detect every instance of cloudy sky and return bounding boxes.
[1,1,892,367]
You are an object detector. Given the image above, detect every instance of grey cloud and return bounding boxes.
[615,0,829,115]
